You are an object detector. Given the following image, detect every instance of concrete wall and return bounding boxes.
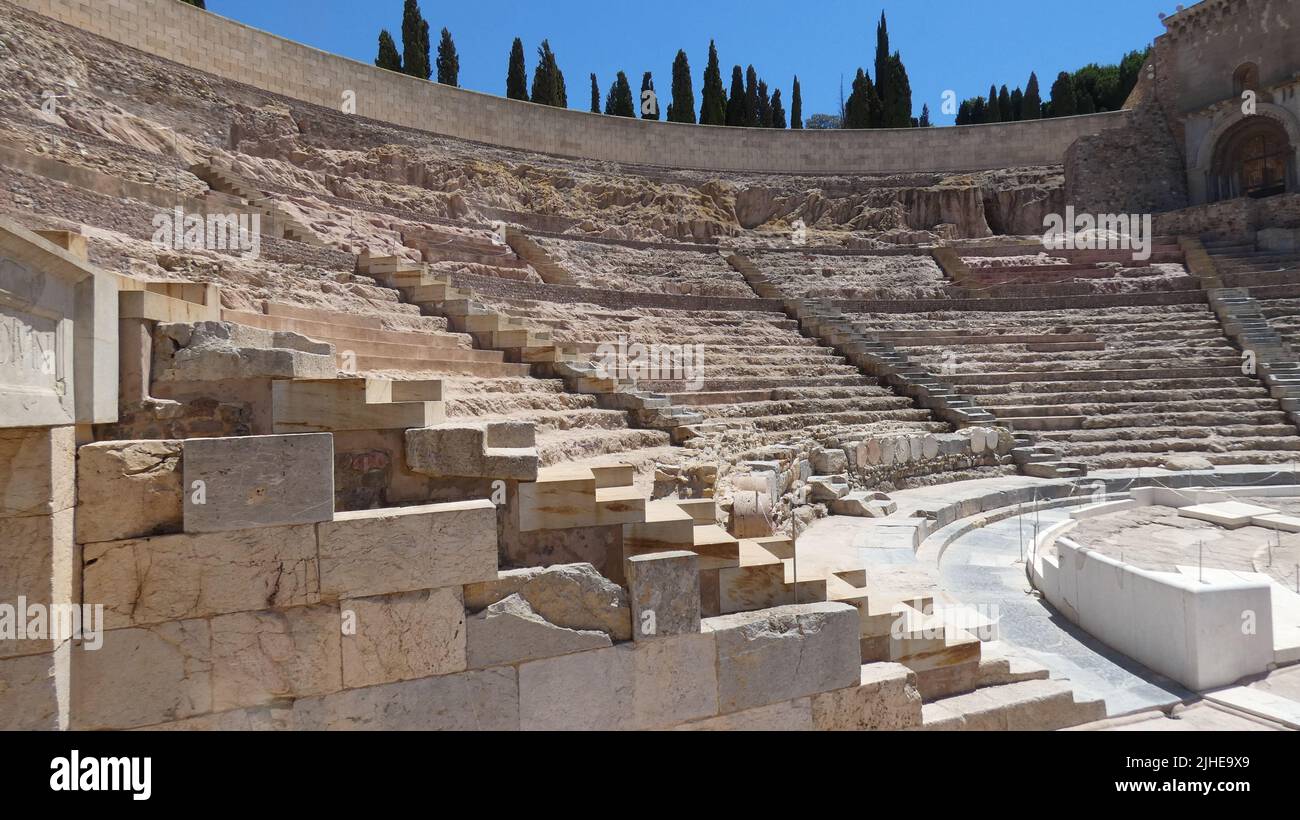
[1032,532,1275,691]
[10,0,1131,175]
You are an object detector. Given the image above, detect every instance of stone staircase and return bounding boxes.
[1209,287,1300,429]
[357,253,702,439]
[189,160,326,246]
[852,304,1300,470]
[224,302,529,378]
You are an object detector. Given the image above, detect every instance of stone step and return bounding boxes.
[350,354,533,378]
[919,678,1106,730]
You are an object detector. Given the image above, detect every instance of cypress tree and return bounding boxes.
[1049,71,1077,117]
[700,41,726,125]
[668,50,696,123]
[531,41,567,108]
[790,76,803,129]
[640,72,659,119]
[756,79,771,127]
[725,65,746,126]
[874,12,891,127]
[507,38,528,100]
[744,65,759,127]
[435,28,459,86]
[887,53,912,126]
[956,100,972,125]
[1022,72,1043,119]
[604,71,635,117]
[985,85,1001,123]
[843,68,877,129]
[770,88,786,129]
[918,103,931,127]
[998,85,1012,122]
[590,73,600,113]
[970,96,987,124]
[1078,90,1096,114]
[1010,87,1024,120]
[401,0,430,80]
[376,30,403,72]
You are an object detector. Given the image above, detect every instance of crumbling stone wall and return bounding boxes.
[1064,101,1189,215]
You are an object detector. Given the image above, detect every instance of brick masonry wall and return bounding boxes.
[10,0,1131,175]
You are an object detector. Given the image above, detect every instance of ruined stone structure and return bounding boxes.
[2,0,1299,732]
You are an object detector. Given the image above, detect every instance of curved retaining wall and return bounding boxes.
[13,0,1131,175]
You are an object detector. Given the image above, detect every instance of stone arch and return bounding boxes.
[1192,104,1300,203]
[1233,62,1260,97]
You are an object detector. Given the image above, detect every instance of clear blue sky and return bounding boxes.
[204,0,1174,125]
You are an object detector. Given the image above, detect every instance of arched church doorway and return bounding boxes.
[1209,116,1294,201]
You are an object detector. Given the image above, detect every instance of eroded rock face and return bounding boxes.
[463,563,632,641]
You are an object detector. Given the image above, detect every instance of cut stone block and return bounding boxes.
[0,508,76,658]
[462,562,631,641]
[830,491,897,518]
[182,433,334,533]
[704,602,861,714]
[518,634,717,730]
[76,439,182,544]
[210,605,342,711]
[807,475,850,502]
[340,586,467,688]
[292,667,519,730]
[84,524,320,629]
[811,447,848,474]
[1,219,118,427]
[317,500,498,599]
[1250,513,1300,533]
[0,426,74,517]
[811,662,923,730]
[405,422,538,481]
[72,619,212,730]
[625,550,701,642]
[152,320,334,382]
[466,593,611,669]
[0,645,67,730]
[1178,501,1278,529]
[675,698,814,731]
[147,705,294,731]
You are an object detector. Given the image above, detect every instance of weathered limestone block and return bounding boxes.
[922,435,940,460]
[518,634,717,730]
[811,447,848,474]
[807,475,849,502]
[461,562,631,641]
[341,587,466,688]
[675,698,814,731]
[830,491,897,518]
[625,550,701,641]
[467,594,611,668]
[76,439,182,544]
[317,500,498,599]
[811,662,923,730]
[704,602,861,714]
[405,422,539,481]
[908,436,922,461]
[210,605,342,711]
[0,508,76,658]
[0,646,67,730]
[72,619,212,730]
[182,433,333,533]
[83,524,320,629]
[146,705,294,731]
[0,426,74,517]
[728,490,772,538]
[153,321,334,382]
[894,437,911,464]
[292,667,519,730]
